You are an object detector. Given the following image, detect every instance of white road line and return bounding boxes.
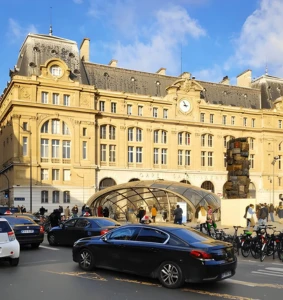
[251,271,283,277]
[39,245,60,251]
[265,267,283,272]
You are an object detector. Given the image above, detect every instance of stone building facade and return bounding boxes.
[1,32,283,212]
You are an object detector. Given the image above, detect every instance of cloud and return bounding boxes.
[110,5,206,75]
[73,0,83,4]
[193,65,225,84]
[7,18,38,42]
[230,0,283,77]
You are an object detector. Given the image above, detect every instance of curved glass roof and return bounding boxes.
[86,180,221,222]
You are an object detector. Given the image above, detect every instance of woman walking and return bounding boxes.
[198,206,207,233]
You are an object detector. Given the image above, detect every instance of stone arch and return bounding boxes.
[99,177,116,190]
[201,181,215,193]
[129,178,140,182]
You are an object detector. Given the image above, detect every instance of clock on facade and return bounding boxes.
[179,99,191,113]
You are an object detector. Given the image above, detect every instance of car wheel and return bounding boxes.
[158,261,184,289]
[78,249,95,271]
[31,243,40,249]
[48,233,57,246]
[10,257,19,266]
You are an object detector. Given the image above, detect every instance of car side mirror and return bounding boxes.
[101,235,108,242]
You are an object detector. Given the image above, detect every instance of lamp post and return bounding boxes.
[271,156,279,205]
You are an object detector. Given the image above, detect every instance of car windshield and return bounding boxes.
[94,218,119,227]
[5,217,34,225]
[171,228,213,244]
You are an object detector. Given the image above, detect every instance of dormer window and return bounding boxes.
[50,65,62,77]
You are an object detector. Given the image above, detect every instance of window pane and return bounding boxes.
[63,169,71,181]
[52,191,60,203]
[63,141,71,158]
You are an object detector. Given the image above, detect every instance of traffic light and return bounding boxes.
[4,190,9,198]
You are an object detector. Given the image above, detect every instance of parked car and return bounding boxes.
[0,217,20,266]
[13,213,41,224]
[4,216,44,248]
[73,223,237,289]
[48,217,120,246]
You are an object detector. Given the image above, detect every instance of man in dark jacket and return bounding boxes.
[173,205,183,224]
[258,204,267,224]
[137,207,146,223]
[103,207,109,217]
[39,206,46,216]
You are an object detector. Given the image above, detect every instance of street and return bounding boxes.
[1,236,283,300]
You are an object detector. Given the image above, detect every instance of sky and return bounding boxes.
[0,0,283,93]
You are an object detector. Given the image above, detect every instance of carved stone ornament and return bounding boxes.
[80,95,90,107]
[20,88,31,99]
[274,97,283,111]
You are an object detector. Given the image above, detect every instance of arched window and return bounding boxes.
[52,191,60,203]
[161,131,167,144]
[41,121,49,133]
[178,132,183,145]
[128,128,133,141]
[63,191,70,203]
[185,133,190,145]
[136,128,142,142]
[109,126,116,140]
[201,181,214,193]
[99,178,117,190]
[208,135,213,147]
[62,122,70,135]
[100,125,107,139]
[41,190,48,203]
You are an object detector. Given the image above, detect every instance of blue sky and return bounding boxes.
[0,0,283,93]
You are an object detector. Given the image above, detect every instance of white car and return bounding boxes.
[0,218,20,266]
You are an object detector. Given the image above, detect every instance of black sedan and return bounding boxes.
[73,223,237,289]
[48,217,120,246]
[4,216,44,248]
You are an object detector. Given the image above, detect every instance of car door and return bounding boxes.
[96,226,140,271]
[56,218,77,245]
[72,218,91,243]
[121,227,169,275]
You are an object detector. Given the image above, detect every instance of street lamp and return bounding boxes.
[271,156,279,205]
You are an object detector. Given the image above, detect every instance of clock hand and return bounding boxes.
[183,101,188,107]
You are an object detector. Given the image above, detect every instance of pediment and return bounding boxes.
[166,78,204,94]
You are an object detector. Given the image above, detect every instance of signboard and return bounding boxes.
[177,202,187,223]
[14,197,25,201]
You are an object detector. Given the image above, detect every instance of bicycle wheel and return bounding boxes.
[260,244,267,262]
[250,240,260,259]
[241,240,250,257]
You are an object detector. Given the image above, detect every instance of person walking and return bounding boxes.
[258,204,267,225]
[64,206,71,219]
[269,204,275,222]
[137,207,146,223]
[103,206,110,218]
[173,205,183,224]
[276,202,283,223]
[39,206,46,216]
[151,205,157,223]
[246,204,256,229]
[197,206,207,233]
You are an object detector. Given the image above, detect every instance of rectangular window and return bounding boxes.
[41,191,48,203]
[154,131,158,143]
[136,147,142,163]
[138,105,143,116]
[163,109,168,119]
[41,139,49,157]
[83,128,87,136]
[63,191,70,203]
[100,144,107,161]
[252,118,255,128]
[63,169,71,181]
[52,191,60,203]
[100,126,106,139]
[185,133,190,145]
[178,133,182,145]
[99,101,105,112]
[111,102,117,113]
[224,153,227,168]
[52,120,60,134]
[127,104,132,115]
[63,141,71,159]
[52,140,60,158]
[222,115,227,125]
[128,128,133,141]
[210,114,214,124]
[63,94,70,106]
[231,116,235,125]
[201,135,205,147]
[41,92,48,104]
[41,169,49,180]
[109,145,116,162]
[23,137,28,156]
[161,131,167,144]
[22,122,28,130]
[200,113,205,123]
[250,138,254,150]
[250,154,254,169]
[82,141,87,159]
[153,107,158,118]
[52,169,59,180]
[185,150,190,166]
[161,149,167,165]
[109,126,116,140]
[128,146,134,163]
[136,128,142,142]
[208,135,213,147]
[279,120,282,129]
[201,151,206,166]
[243,117,247,127]
[153,148,159,164]
[178,150,183,166]
[62,122,70,135]
[208,151,213,166]
[53,93,59,105]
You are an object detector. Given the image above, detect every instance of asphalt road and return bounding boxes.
[1,236,283,300]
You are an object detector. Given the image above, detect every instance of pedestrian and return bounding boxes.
[58,205,63,213]
[276,202,283,223]
[197,206,207,233]
[81,204,86,215]
[84,205,92,216]
[72,205,79,217]
[269,203,275,222]
[137,207,146,223]
[243,204,250,226]
[103,206,109,218]
[162,208,168,222]
[173,205,183,224]
[151,205,157,223]
[49,209,61,227]
[264,203,269,222]
[246,204,256,229]
[97,205,103,217]
[258,204,267,225]
[64,206,71,219]
[39,206,46,216]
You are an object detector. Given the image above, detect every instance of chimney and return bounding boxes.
[80,38,90,62]
[220,76,230,85]
[108,59,118,67]
[156,68,166,75]
[237,69,252,88]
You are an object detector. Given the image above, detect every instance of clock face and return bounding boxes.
[179,99,191,113]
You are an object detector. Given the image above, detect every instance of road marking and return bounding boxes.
[20,260,58,265]
[39,245,60,251]
[252,271,283,277]
[43,270,107,281]
[226,278,283,289]
[115,277,161,287]
[182,288,258,300]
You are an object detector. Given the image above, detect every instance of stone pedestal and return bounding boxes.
[221,198,256,227]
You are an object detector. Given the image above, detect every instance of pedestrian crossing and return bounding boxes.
[252,267,283,277]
